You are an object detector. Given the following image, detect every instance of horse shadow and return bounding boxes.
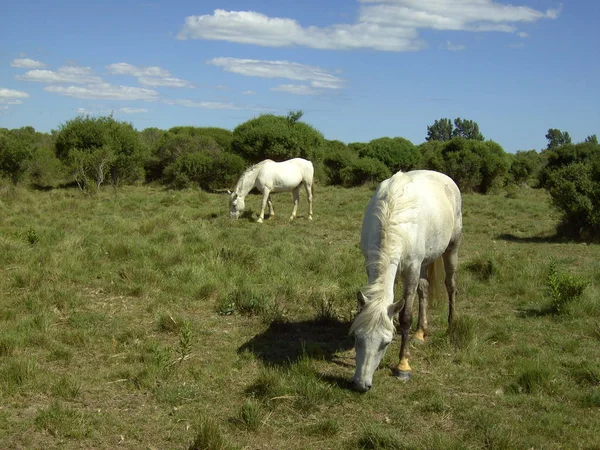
[238,318,355,367]
[496,233,563,244]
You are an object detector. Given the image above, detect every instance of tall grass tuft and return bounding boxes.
[465,255,498,281]
[238,399,265,431]
[546,258,589,314]
[357,425,410,449]
[448,315,477,350]
[508,363,553,394]
[188,416,238,450]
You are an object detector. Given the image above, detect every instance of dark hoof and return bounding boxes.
[392,370,412,382]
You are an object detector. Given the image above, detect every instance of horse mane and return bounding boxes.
[350,172,418,335]
[234,159,273,193]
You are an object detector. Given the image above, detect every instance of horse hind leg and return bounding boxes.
[305,181,313,220]
[290,187,300,221]
[267,195,274,219]
[414,276,429,343]
[443,247,459,326]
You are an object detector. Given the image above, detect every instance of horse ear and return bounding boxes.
[356,291,367,308]
[387,300,404,317]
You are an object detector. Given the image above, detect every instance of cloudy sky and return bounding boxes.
[1,0,598,152]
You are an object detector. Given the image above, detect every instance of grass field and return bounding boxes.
[0,182,598,449]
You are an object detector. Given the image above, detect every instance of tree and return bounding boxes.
[584,134,598,144]
[545,128,572,150]
[426,117,484,142]
[453,117,484,141]
[426,118,453,142]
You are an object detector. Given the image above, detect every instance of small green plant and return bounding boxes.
[357,425,406,449]
[546,258,589,314]
[188,416,238,450]
[448,315,477,350]
[175,320,193,365]
[508,364,553,394]
[465,256,498,281]
[51,376,82,400]
[238,399,264,431]
[26,228,39,245]
[34,402,92,439]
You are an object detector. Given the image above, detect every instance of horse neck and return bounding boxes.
[235,166,261,197]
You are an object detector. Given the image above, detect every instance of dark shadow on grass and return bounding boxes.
[238,318,354,367]
[497,233,563,244]
[517,305,556,318]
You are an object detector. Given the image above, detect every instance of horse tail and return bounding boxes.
[427,256,447,308]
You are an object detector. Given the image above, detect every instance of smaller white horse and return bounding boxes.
[229,158,314,223]
[351,170,462,392]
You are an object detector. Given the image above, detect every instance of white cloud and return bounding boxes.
[106,63,194,88]
[106,62,171,78]
[178,9,424,51]
[242,90,255,95]
[177,2,559,51]
[208,58,345,90]
[270,84,319,96]
[0,88,30,104]
[444,41,466,51]
[16,66,102,84]
[119,107,149,114]
[45,83,160,101]
[517,31,529,38]
[163,99,243,110]
[358,0,559,31]
[11,58,46,69]
[138,77,194,88]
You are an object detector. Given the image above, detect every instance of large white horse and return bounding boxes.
[350,170,462,392]
[229,158,314,223]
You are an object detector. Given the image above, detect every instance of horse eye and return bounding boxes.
[379,341,391,351]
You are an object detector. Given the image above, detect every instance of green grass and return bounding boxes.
[0,183,599,449]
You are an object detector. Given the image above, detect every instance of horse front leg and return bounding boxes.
[257,189,271,223]
[393,278,418,381]
[290,187,300,221]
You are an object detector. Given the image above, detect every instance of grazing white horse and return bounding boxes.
[350,170,462,392]
[229,158,314,223]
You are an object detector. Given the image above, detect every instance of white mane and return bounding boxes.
[350,173,418,335]
[234,159,273,194]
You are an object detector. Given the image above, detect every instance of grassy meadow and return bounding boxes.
[0,181,598,449]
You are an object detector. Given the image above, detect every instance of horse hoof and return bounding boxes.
[257,218,263,223]
[392,370,412,382]
[308,216,313,221]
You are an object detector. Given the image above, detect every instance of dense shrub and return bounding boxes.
[359,137,420,173]
[321,140,358,185]
[163,147,246,191]
[55,116,147,189]
[340,157,391,187]
[508,150,545,186]
[26,147,65,187]
[0,128,35,184]
[232,114,324,163]
[546,162,600,240]
[168,126,233,152]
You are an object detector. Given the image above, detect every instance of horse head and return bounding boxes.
[351,292,402,392]
[229,191,244,219]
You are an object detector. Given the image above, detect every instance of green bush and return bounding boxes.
[546,258,589,314]
[359,136,420,173]
[321,141,358,185]
[55,115,147,188]
[340,157,391,187]
[232,113,324,163]
[0,128,36,184]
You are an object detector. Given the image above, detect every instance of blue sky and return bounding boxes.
[1,0,598,153]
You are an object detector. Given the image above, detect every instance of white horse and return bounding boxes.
[229,158,314,223]
[350,170,462,392]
